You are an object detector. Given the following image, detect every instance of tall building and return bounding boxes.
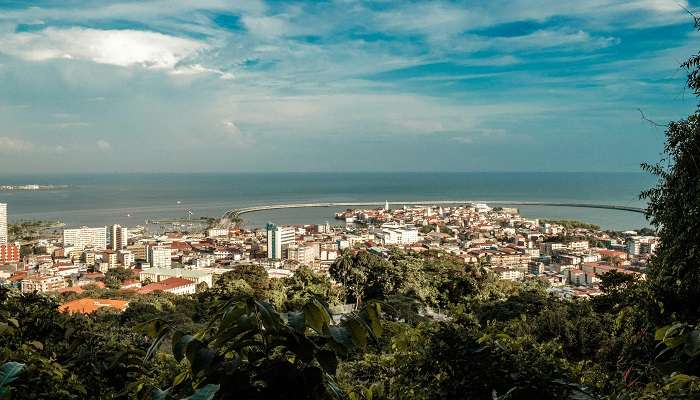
[63,227,107,250]
[110,225,128,250]
[266,223,295,260]
[0,203,7,245]
[0,244,20,263]
[147,244,172,268]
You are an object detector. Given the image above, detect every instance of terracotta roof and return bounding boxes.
[170,242,192,251]
[8,272,27,282]
[138,277,193,294]
[59,298,129,314]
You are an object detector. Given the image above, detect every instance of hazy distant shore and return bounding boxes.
[0,184,68,191]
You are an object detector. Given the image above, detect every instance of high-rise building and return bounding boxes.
[266,223,295,260]
[63,227,107,250]
[110,225,128,250]
[0,203,7,245]
[147,244,172,268]
[0,244,20,263]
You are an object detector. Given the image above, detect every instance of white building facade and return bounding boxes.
[110,225,128,250]
[147,245,172,269]
[63,227,108,250]
[0,203,7,245]
[267,223,295,259]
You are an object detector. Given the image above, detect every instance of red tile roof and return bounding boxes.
[137,277,193,294]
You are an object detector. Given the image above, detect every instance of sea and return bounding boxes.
[0,172,657,231]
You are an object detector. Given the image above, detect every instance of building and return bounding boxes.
[147,244,171,268]
[127,244,147,260]
[568,241,590,251]
[63,226,107,250]
[374,228,420,246]
[286,244,316,265]
[59,298,129,314]
[0,203,7,244]
[110,225,128,250]
[207,228,229,238]
[267,223,295,259]
[101,251,119,269]
[626,236,659,256]
[138,267,213,288]
[20,275,66,293]
[138,277,197,295]
[0,244,20,263]
[540,242,566,256]
[492,266,524,281]
[117,250,135,267]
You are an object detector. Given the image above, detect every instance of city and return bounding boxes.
[0,200,656,304]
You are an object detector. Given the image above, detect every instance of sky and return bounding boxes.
[0,0,698,173]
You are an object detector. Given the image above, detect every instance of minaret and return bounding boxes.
[384,200,390,211]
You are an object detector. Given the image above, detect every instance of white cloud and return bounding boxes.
[0,27,205,70]
[97,139,112,150]
[242,15,291,38]
[492,29,619,51]
[0,136,33,153]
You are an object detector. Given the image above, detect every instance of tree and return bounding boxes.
[330,251,393,308]
[599,270,637,296]
[137,296,384,400]
[104,267,133,289]
[211,265,269,299]
[284,266,341,310]
[641,17,700,320]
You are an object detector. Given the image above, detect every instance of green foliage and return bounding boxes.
[283,266,344,311]
[640,19,700,321]
[0,362,25,397]
[541,219,601,231]
[136,295,384,399]
[211,265,269,299]
[105,267,134,289]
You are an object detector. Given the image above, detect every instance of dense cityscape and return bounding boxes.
[0,200,657,308]
[2,0,700,398]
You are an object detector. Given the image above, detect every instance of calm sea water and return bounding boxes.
[0,172,656,230]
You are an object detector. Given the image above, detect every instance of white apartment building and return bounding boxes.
[267,223,295,259]
[626,236,659,256]
[375,228,420,246]
[568,240,590,251]
[21,275,66,293]
[492,267,524,281]
[194,254,216,268]
[0,203,7,245]
[286,244,316,265]
[63,227,108,250]
[147,245,172,268]
[207,228,229,238]
[110,225,128,250]
[540,242,566,256]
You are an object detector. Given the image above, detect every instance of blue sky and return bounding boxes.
[0,0,697,173]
